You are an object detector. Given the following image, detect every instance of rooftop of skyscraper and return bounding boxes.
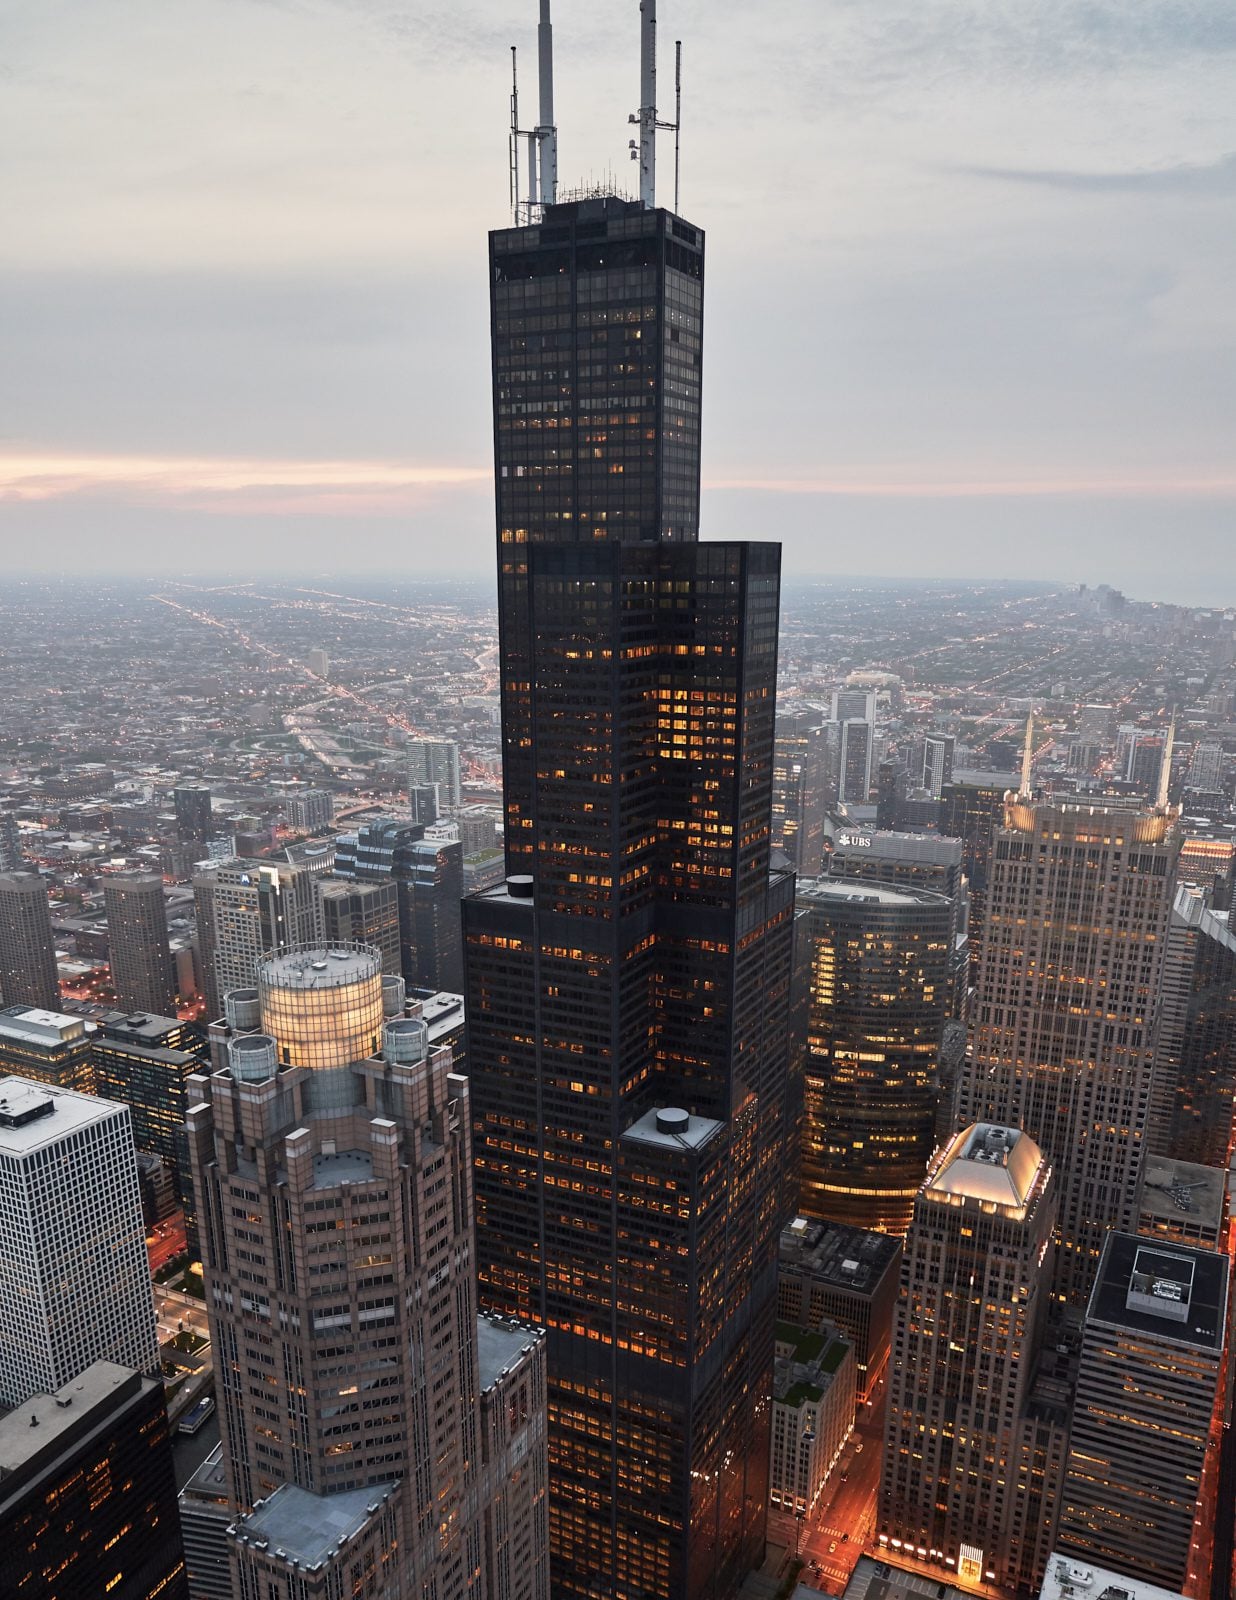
[797,878,954,912]
[779,1215,901,1293]
[925,1124,1045,1214]
[0,1077,123,1154]
[1087,1231,1228,1351]
[0,1362,145,1486]
[232,1480,399,1571]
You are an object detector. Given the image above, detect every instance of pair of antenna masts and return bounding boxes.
[509,0,682,222]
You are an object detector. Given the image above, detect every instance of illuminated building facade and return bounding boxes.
[796,878,952,1235]
[105,871,176,1015]
[772,709,828,876]
[185,943,548,1600]
[90,1013,209,1202]
[317,876,403,975]
[922,734,955,799]
[0,1361,188,1600]
[957,797,1180,1307]
[464,191,795,1600]
[1057,1232,1227,1590]
[0,1004,95,1091]
[0,1078,158,1408]
[879,1125,1056,1593]
[193,858,322,1021]
[0,870,59,1010]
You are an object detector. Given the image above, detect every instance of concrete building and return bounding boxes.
[777,1217,901,1402]
[1058,1232,1228,1590]
[0,1003,95,1091]
[193,857,322,1021]
[773,710,828,876]
[1136,1154,1225,1250]
[407,738,462,810]
[769,1321,855,1515]
[0,1078,158,1407]
[178,1445,233,1600]
[285,787,334,833]
[105,870,176,1015]
[0,1361,188,1600]
[880,1125,1056,1594]
[921,734,955,799]
[957,796,1181,1307]
[0,870,59,1010]
[316,875,402,977]
[1038,1554,1188,1600]
[90,1011,208,1202]
[185,941,548,1600]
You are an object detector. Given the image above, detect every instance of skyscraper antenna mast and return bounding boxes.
[629,1,683,212]
[508,3,559,224]
[1019,712,1035,800]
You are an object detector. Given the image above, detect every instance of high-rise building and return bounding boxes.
[768,1321,855,1516]
[957,796,1181,1306]
[285,787,335,832]
[772,710,827,875]
[192,857,322,1021]
[317,876,402,975]
[921,733,955,799]
[409,781,440,825]
[464,170,796,1600]
[1057,1232,1227,1590]
[796,878,952,1234]
[90,1011,209,1203]
[1039,1556,1189,1600]
[1157,886,1236,1166]
[307,647,330,678]
[938,769,1020,990]
[334,820,464,993]
[832,688,877,723]
[777,1216,901,1402]
[879,1124,1056,1592]
[184,942,548,1600]
[0,1078,158,1407]
[0,870,59,1009]
[0,1360,189,1600]
[174,783,213,844]
[408,738,462,810]
[105,871,177,1015]
[0,1003,95,1091]
[838,718,875,805]
[1185,739,1224,794]
[0,805,22,870]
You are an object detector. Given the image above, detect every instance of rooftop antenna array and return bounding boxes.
[509,1,559,224]
[628,1,683,212]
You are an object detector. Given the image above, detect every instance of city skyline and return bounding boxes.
[3,0,1235,601]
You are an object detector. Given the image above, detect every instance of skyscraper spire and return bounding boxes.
[1156,708,1176,810]
[1019,711,1035,799]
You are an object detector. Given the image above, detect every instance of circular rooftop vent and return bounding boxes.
[656,1107,690,1137]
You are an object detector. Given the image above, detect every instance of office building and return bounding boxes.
[880,1125,1056,1592]
[0,870,59,1009]
[0,805,22,870]
[0,1003,95,1090]
[769,1321,855,1515]
[0,1361,189,1600]
[1135,1155,1224,1251]
[105,870,177,1015]
[1186,739,1225,794]
[409,781,440,824]
[408,737,462,810]
[0,1078,157,1407]
[921,733,955,799]
[334,819,464,993]
[838,718,875,805]
[184,942,548,1600]
[457,805,498,855]
[90,1011,208,1201]
[1058,1232,1228,1590]
[957,796,1181,1307]
[1078,704,1116,745]
[828,826,964,904]
[179,1446,233,1600]
[833,688,877,723]
[773,710,828,875]
[193,857,322,1021]
[286,787,334,832]
[938,769,1020,989]
[797,878,952,1234]
[778,1216,901,1402]
[1151,882,1236,1167]
[317,875,402,975]
[1039,1556,1189,1600]
[465,177,795,1600]
[174,783,213,844]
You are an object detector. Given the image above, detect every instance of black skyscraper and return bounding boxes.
[465,187,795,1600]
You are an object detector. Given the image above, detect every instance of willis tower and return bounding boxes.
[465,6,796,1596]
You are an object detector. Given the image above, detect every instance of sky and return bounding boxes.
[2,0,1234,603]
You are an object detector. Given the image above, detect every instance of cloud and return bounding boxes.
[965,152,1236,193]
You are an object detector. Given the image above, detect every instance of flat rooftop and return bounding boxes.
[842,1555,974,1600]
[1088,1231,1228,1351]
[798,877,953,912]
[780,1216,901,1293]
[1138,1156,1225,1233]
[260,946,379,990]
[311,1150,373,1189]
[0,1076,124,1155]
[1038,1552,1187,1600]
[948,769,1021,791]
[477,1314,542,1391]
[234,1481,398,1570]
[621,1105,724,1153]
[0,1362,140,1484]
[0,1006,93,1047]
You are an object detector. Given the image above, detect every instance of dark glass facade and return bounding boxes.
[334,820,465,994]
[796,880,952,1235]
[466,195,795,1600]
[938,773,1018,990]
